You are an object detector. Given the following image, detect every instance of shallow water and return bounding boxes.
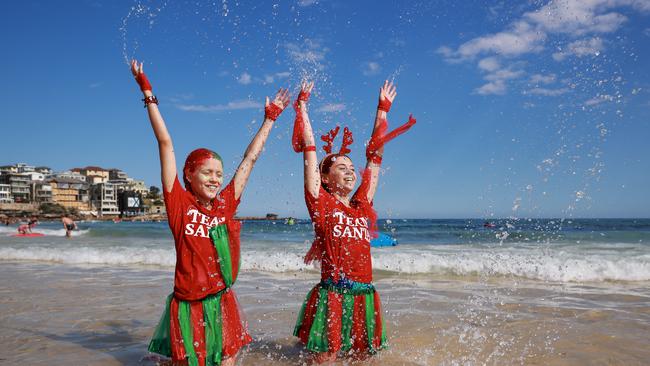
[1,262,649,365]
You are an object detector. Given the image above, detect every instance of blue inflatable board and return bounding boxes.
[370,232,398,247]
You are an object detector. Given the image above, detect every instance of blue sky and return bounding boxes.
[1,0,649,218]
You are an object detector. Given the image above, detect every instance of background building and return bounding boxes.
[89,182,119,217]
[49,178,90,211]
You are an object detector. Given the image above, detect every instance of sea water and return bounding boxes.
[1,218,649,283]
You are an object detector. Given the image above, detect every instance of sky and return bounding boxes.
[1,0,649,218]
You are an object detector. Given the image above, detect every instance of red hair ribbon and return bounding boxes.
[291,91,311,152]
[366,114,416,161]
[135,72,153,92]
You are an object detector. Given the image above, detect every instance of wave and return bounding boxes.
[0,226,90,237]
[1,245,649,282]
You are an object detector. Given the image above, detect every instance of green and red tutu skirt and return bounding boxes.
[148,289,251,366]
[293,278,387,355]
[148,224,251,366]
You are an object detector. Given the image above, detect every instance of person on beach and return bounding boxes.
[17,217,38,234]
[130,59,290,366]
[61,214,77,238]
[291,80,416,363]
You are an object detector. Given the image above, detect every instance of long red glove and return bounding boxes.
[291,90,311,152]
[366,114,416,163]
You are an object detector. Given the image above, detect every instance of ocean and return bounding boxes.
[1,218,649,282]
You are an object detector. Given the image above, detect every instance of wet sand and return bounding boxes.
[1,262,649,365]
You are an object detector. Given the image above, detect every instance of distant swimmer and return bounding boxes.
[61,214,77,238]
[18,217,38,234]
[483,221,496,228]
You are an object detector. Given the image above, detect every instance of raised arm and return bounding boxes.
[232,88,290,200]
[365,81,397,201]
[131,60,177,193]
[294,80,320,198]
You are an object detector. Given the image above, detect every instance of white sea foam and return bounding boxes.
[0,226,90,237]
[371,248,650,282]
[1,244,649,282]
[0,246,175,267]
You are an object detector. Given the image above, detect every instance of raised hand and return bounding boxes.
[299,79,314,102]
[265,88,290,121]
[378,80,397,112]
[130,59,152,92]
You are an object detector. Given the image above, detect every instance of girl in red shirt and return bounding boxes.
[130,60,289,366]
[291,80,415,362]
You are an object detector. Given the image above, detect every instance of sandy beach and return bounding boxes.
[1,261,649,365]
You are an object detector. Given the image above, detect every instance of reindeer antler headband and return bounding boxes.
[321,126,353,155]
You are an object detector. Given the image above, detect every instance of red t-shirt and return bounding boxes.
[164,176,241,301]
[305,181,376,284]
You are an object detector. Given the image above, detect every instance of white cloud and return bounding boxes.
[317,103,346,113]
[524,87,570,96]
[552,37,604,61]
[89,82,102,88]
[484,68,524,81]
[362,62,381,76]
[238,72,252,85]
[524,0,634,36]
[478,57,501,72]
[176,100,262,113]
[584,94,615,106]
[298,0,317,6]
[645,28,650,36]
[286,39,328,69]
[475,80,507,95]
[529,74,556,84]
[445,21,546,61]
[438,0,649,95]
[263,71,290,84]
[168,93,195,103]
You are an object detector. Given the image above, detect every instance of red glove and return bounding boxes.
[135,73,153,92]
[265,103,284,121]
[291,90,311,152]
[378,97,392,113]
[366,114,416,163]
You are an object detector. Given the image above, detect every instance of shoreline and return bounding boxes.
[1,261,649,365]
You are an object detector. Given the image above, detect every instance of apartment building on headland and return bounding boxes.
[0,163,150,217]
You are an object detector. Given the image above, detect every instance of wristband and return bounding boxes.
[265,103,283,121]
[142,95,159,107]
[135,73,153,92]
[298,90,310,102]
[378,98,392,112]
[303,145,316,152]
[368,154,383,165]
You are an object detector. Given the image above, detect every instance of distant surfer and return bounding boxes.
[17,218,38,235]
[61,214,77,238]
[483,221,495,228]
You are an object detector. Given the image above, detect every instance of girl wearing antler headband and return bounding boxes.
[130,60,290,366]
[291,80,416,362]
